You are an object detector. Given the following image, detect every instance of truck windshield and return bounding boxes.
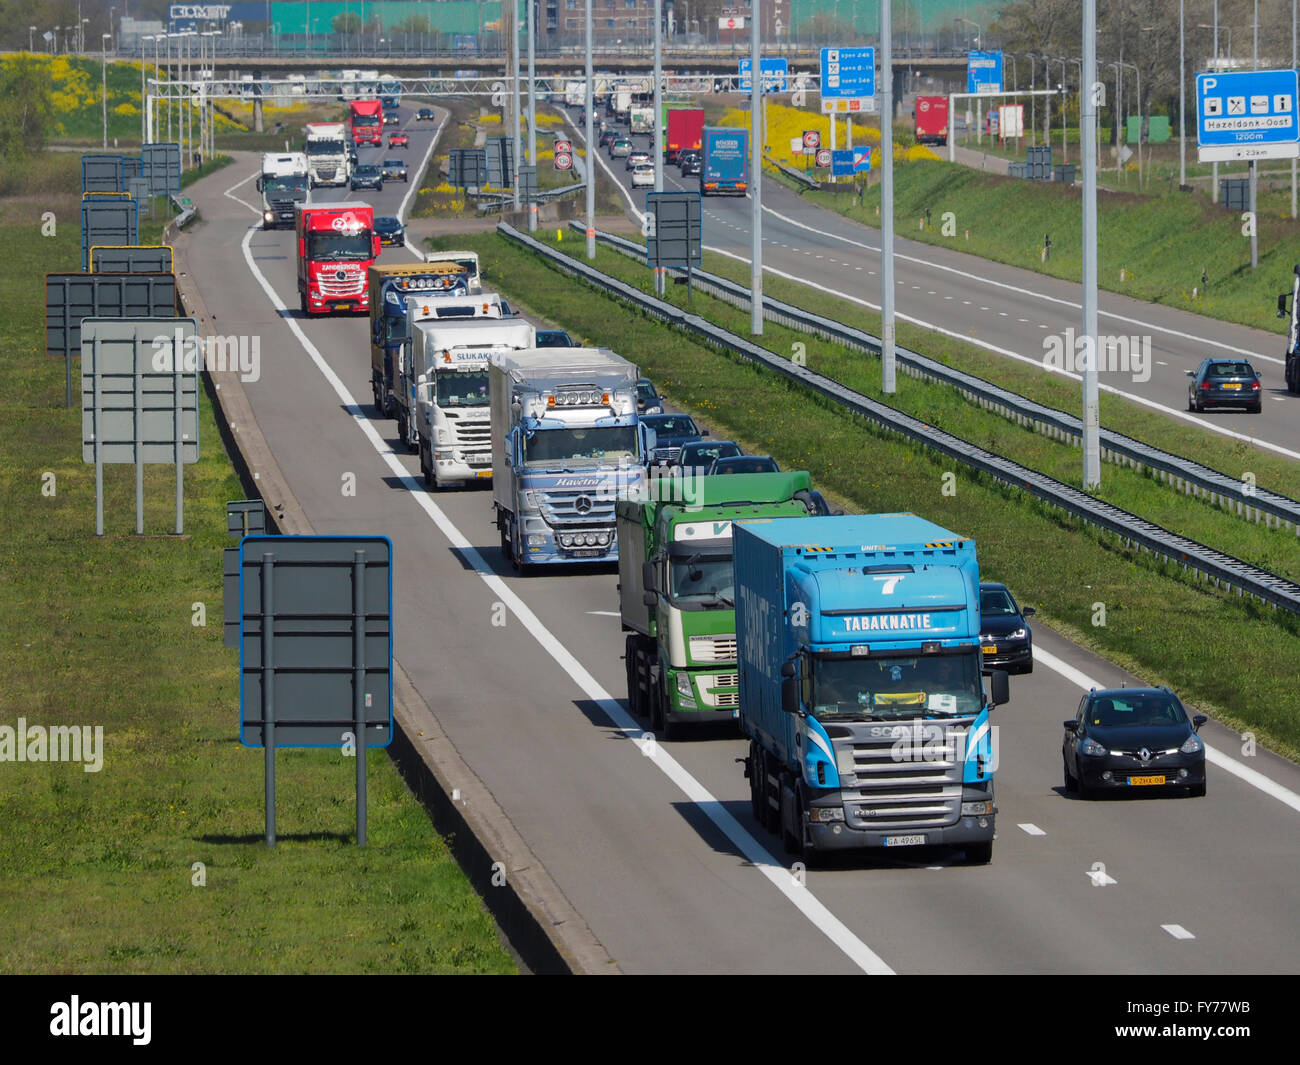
[306,140,345,155]
[264,175,307,194]
[523,426,639,467]
[307,232,373,260]
[669,553,734,608]
[810,653,982,720]
[353,116,380,127]
[433,368,489,407]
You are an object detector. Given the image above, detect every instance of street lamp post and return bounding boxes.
[141,35,151,143]
[29,26,36,51]
[102,34,111,149]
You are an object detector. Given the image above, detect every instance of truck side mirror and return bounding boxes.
[642,560,658,595]
[298,237,306,258]
[989,670,1010,706]
[255,176,264,191]
[781,676,801,715]
[372,235,381,257]
[1278,294,1288,318]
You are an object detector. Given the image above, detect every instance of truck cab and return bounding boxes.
[294,202,378,316]
[257,152,310,229]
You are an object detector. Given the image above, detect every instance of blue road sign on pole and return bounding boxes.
[1195,70,1300,162]
[854,148,873,172]
[738,57,789,93]
[820,46,876,114]
[967,51,1004,94]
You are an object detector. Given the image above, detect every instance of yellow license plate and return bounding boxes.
[475,470,492,478]
[1222,382,1241,389]
[982,645,997,654]
[1128,775,1166,786]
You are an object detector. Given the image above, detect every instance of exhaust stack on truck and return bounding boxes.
[735,514,1009,864]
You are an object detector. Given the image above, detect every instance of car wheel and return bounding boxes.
[1249,401,1262,413]
[1020,660,1033,675]
[1187,393,1196,411]
[1076,767,1092,799]
[1188,779,1206,798]
[965,840,993,865]
[1063,757,1078,793]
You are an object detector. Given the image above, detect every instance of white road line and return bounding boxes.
[586,610,621,616]
[761,204,1283,366]
[397,112,446,222]
[222,169,260,215]
[1087,865,1118,886]
[700,244,1300,462]
[1018,823,1046,836]
[1162,924,1196,940]
[236,226,894,978]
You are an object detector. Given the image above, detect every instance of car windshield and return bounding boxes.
[979,589,1017,616]
[668,553,734,607]
[1208,362,1253,377]
[713,457,777,474]
[645,416,697,436]
[810,653,983,720]
[1087,693,1187,728]
[383,159,403,167]
[433,368,489,408]
[523,426,639,467]
[637,383,658,400]
[683,443,739,464]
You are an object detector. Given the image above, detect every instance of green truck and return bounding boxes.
[617,472,830,738]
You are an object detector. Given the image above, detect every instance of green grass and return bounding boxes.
[0,212,515,974]
[429,230,1300,761]
[527,230,1300,586]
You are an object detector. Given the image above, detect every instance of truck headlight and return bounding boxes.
[808,807,845,823]
[961,800,994,816]
[676,673,692,698]
[263,211,274,222]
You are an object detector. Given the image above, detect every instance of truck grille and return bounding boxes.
[317,274,365,296]
[697,672,739,708]
[447,412,491,462]
[542,488,616,526]
[689,634,737,662]
[832,721,972,830]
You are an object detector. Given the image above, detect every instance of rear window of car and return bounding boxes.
[647,417,696,434]
[1208,362,1253,377]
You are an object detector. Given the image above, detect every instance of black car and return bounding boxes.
[708,455,779,475]
[635,377,663,415]
[1187,357,1263,412]
[678,439,741,472]
[641,413,704,464]
[1063,687,1208,798]
[535,329,575,347]
[416,107,435,121]
[598,129,618,149]
[978,582,1034,674]
[380,157,409,182]
[373,216,405,246]
[350,164,383,191]
[678,149,702,175]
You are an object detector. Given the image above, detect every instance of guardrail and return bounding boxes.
[169,194,196,232]
[763,154,820,190]
[577,222,1300,538]
[475,182,587,212]
[502,220,1300,614]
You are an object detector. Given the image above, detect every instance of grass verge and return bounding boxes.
[429,230,1300,761]
[0,212,516,974]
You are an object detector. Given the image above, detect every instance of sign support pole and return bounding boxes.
[749,0,762,336]
[174,359,184,534]
[881,0,896,393]
[353,550,368,847]
[93,339,104,536]
[261,553,277,848]
[134,358,145,534]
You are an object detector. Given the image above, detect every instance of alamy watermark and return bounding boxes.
[0,719,103,772]
[151,328,261,383]
[1043,326,1151,383]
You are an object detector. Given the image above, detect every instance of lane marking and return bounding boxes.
[701,244,1300,462]
[397,111,446,222]
[1087,864,1118,886]
[236,224,894,978]
[1018,823,1046,836]
[760,204,1284,366]
[222,168,260,215]
[1162,924,1196,940]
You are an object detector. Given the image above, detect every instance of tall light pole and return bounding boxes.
[1179,1,1186,191]
[1292,0,1297,219]
[511,0,522,211]
[585,0,595,260]
[141,35,151,143]
[102,34,113,149]
[527,0,537,232]
[749,0,763,336]
[29,26,36,51]
[1082,0,1100,490]
[882,0,896,392]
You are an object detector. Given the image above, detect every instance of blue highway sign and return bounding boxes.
[1195,69,1300,161]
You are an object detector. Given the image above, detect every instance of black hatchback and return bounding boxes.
[350,164,383,191]
[1187,357,1263,413]
[978,582,1034,674]
[1063,687,1208,798]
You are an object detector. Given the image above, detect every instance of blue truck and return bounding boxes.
[701,126,748,196]
[735,514,1009,864]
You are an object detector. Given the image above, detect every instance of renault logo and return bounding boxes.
[574,495,593,514]
[1138,747,1152,762]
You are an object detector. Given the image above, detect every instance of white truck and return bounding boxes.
[565,79,586,107]
[424,250,483,293]
[304,122,350,188]
[411,317,537,489]
[256,152,310,229]
[630,106,654,135]
[490,348,649,570]
[613,89,633,123]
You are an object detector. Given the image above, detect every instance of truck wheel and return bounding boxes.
[395,408,407,446]
[649,673,665,734]
[748,742,765,823]
[624,635,641,718]
[781,784,805,858]
[499,520,511,562]
[965,841,993,865]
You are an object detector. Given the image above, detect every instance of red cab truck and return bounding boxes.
[914,95,949,146]
[349,98,384,146]
[665,107,705,163]
[295,202,379,316]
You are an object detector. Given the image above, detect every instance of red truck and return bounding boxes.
[295,202,380,317]
[914,95,949,147]
[665,107,705,163]
[349,99,384,147]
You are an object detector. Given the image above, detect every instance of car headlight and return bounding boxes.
[1180,734,1204,754]
[1079,737,1108,757]
[1009,628,1027,640]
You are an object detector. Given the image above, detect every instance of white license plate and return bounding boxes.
[883,834,927,847]
[468,453,492,464]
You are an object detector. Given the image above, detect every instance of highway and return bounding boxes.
[183,103,1300,973]
[570,106,1300,465]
